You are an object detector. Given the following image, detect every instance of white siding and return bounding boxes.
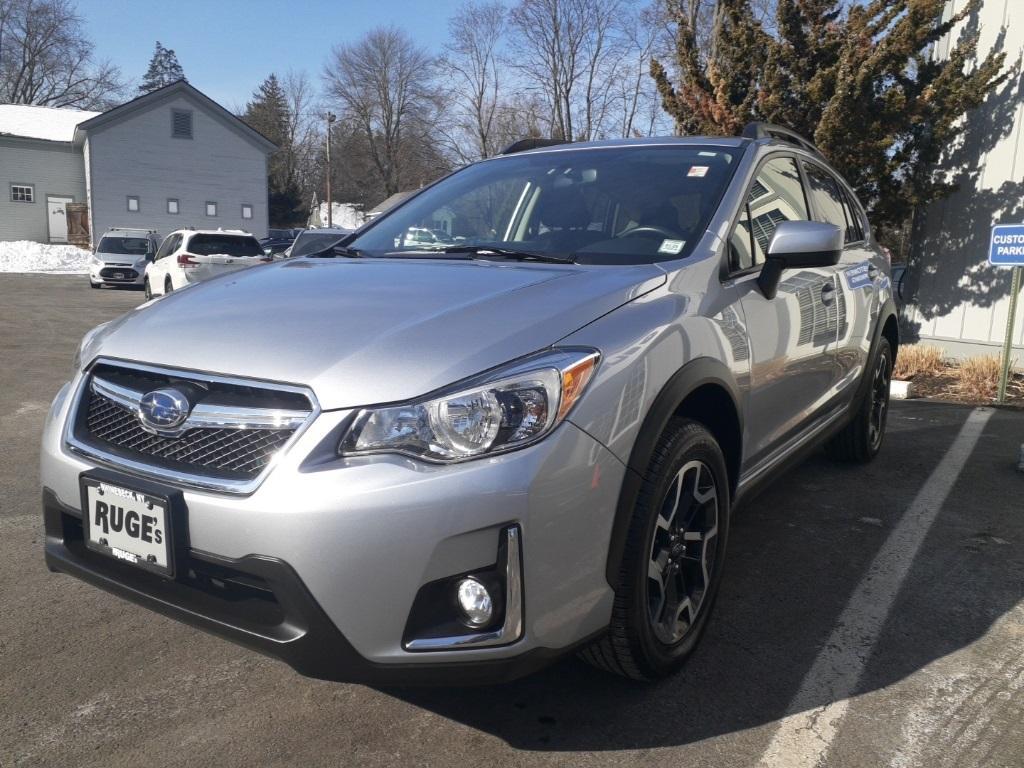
[906,0,1024,358]
[0,137,86,242]
[86,92,270,245]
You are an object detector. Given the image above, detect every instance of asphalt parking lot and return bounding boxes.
[1,273,1022,768]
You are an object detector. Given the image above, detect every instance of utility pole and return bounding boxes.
[325,112,336,228]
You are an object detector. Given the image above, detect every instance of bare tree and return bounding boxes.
[282,69,319,194]
[440,1,510,161]
[323,26,442,196]
[0,0,123,108]
[508,0,643,141]
[611,3,671,136]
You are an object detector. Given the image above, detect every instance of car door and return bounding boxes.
[726,154,841,466]
[148,234,176,288]
[802,161,876,401]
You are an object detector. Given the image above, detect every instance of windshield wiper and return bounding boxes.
[304,244,363,258]
[439,245,571,263]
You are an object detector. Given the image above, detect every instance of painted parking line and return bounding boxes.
[757,407,994,768]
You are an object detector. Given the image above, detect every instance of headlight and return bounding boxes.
[339,348,599,462]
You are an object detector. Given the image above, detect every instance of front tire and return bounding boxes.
[825,337,892,463]
[89,281,101,290]
[581,419,730,680]
[144,279,153,300]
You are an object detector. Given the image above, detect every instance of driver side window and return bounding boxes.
[729,157,810,273]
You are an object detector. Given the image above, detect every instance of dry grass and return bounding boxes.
[893,344,946,380]
[953,354,1005,402]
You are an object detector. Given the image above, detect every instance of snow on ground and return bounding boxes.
[0,241,92,274]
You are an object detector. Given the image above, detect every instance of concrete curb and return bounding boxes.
[891,380,914,400]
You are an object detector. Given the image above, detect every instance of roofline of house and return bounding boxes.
[0,133,80,149]
[75,80,278,153]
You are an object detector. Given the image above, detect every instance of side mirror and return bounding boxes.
[757,221,843,299]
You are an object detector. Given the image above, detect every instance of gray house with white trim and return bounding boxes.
[0,81,275,247]
[903,0,1024,359]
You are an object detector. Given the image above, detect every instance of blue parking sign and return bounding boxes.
[989,224,1024,266]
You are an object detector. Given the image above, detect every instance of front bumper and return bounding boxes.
[89,261,145,286]
[41,378,625,683]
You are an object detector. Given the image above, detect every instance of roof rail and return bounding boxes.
[500,137,570,155]
[741,122,822,156]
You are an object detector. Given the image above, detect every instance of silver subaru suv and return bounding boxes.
[41,124,897,684]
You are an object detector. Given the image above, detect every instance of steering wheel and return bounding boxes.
[616,225,678,239]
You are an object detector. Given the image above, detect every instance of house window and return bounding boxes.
[11,184,34,203]
[167,198,179,214]
[127,196,140,212]
[172,109,193,139]
[241,203,253,220]
[206,201,217,217]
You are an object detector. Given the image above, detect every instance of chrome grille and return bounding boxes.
[69,361,317,491]
[86,392,293,479]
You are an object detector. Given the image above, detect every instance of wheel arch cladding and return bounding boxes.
[605,357,742,586]
[882,311,899,361]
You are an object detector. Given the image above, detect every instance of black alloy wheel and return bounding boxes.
[647,459,720,645]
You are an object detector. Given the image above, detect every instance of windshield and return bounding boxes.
[97,236,151,255]
[347,145,741,264]
[187,234,262,257]
[291,231,352,257]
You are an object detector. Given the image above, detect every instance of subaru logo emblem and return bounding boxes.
[138,388,190,432]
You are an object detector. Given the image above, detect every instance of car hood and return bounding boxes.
[90,258,665,410]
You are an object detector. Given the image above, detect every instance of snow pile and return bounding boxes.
[311,202,365,230]
[0,241,92,274]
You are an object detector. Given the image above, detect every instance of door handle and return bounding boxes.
[821,283,836,306]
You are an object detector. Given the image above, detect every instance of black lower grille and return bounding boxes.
[85,391,294,479]
[99,267,139,279]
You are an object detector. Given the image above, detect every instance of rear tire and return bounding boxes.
[825,337,892,463]
[164,276,173,294]
[580,419,730,681]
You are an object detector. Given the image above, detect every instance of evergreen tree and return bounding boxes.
[243,74,302,225]
[138,41,186,94]
[652,0,1006,238]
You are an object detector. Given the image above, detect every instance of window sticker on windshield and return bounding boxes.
[688,166,709,178]
[658,239,686,255]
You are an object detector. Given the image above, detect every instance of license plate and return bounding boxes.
[81,478,173,577]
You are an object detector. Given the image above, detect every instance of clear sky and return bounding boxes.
[77,0,464,109]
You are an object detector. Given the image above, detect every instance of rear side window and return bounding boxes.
[840,189,865,242]
[729,156,809,271]
[187,234,262,257]
[804,163,851,241]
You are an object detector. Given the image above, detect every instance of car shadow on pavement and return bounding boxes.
[380,402,1024,752]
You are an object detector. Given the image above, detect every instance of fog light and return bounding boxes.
[456,577,493,627]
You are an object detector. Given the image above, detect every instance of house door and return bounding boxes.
[47,196,73,243]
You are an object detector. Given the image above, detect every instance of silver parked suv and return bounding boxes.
[41,124,897,684]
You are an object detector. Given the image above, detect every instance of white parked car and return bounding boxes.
[144,229,267,299]
[89,228,160,289]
